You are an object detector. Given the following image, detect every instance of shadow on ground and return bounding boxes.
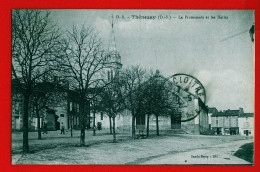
[234,142,254,163]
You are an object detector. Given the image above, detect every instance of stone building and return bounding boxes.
[211,108,243,135]
[92,99,208,134]
[91,85,209,135]
[11,87,46,131]
[11,93,59,131]
[11,80,72,131]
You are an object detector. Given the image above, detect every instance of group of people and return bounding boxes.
[41,122,66,134]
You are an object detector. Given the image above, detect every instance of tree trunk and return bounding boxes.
[36,106,41,140]
[88,113,91,129]
[146,114,150,137]
[23,94,30,153]
[109,116,112,134]
[79,99,85,146]
[93,112,96,136]
[132,115,136,139]
[112,116,116,143]
[156,115,159,136]
[70,119,73,137]
[80,127,85,146]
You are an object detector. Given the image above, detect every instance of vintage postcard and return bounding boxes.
[11,9,254,165]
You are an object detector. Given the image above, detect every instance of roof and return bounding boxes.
[238,113,254,118]
[208,107,218,113]
[211,110,239,117]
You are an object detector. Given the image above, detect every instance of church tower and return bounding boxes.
[105,14,122,81]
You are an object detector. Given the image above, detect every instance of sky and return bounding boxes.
[50,10,255,112]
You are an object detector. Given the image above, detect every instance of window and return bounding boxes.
[101,112,103,120]
[249,130,251,134]
[60,114,64,117]
[244,130,247,134]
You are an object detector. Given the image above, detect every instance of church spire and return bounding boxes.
[107,14,122,69]
[108,14,117,53]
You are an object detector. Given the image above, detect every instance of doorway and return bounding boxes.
[244,130,249,136]
[171,113,181,129]
[136,114,145,130]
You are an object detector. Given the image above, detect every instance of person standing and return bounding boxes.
[60,122,65,134]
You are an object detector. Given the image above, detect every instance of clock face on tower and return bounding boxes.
[168,73,206,121]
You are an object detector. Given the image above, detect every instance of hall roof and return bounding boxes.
[238,113,254,118]
[211,110,239,117]
[208,107,218,113]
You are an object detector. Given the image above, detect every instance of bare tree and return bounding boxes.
[31,81,54,140]
[121,65,147,139]
[30,77,67,140]
[100,79,125,142]
[58,24,108,146]
[12,10,61,153]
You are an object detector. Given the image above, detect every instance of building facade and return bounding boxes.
[238,113,254,136]
[211,108,254,136]
[211,109,242,135]
[11,80,76,131]
[91,98,209,135]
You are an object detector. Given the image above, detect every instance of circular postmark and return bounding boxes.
[168,73,206,121]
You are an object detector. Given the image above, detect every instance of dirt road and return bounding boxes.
[141,139,253,164]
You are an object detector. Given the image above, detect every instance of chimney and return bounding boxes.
[239,107,244,115]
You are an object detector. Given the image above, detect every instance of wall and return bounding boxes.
[208,113,212,126]
[211,116,224,128]
[95,112,112,129]
[231,116,238,127]
[92,106,208,135]
[56,102,69,130]
[94,112,172,132]
[199,108,209,134]
[148,115,171,130]
[94,110,132,132]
